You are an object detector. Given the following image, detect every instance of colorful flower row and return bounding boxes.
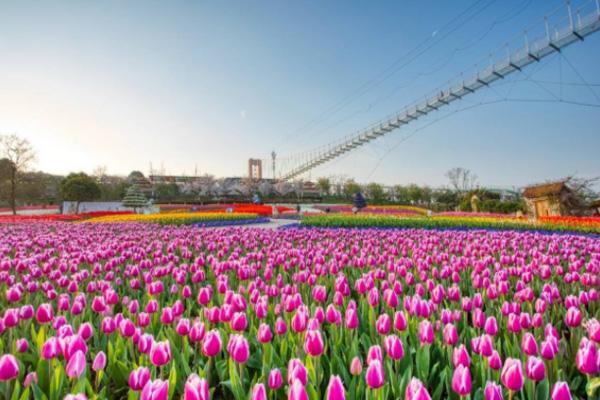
[82,211,259,225]
[0,211,133,224]
[160,204,294,217]
[315,204,429,216]
[301,214,600,234]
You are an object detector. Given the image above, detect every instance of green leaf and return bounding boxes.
[18,386,30,400]
[586,377,600,398]
[535,379,549,400]
[168,366,177,399]
[416,345,430,382]
[10,380,21,400]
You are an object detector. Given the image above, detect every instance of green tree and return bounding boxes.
[343,180,361,198]
[407,184,424,204]
[316,177,331,196]
[154,183,180,201]
[60,172,101,213]
[366,182,386,203]
[122,185,148,213]
[0,134,36,214]
[392,185,410,203]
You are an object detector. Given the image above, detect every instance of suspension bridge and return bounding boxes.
[267,0,600,181]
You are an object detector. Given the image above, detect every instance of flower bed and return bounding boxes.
[0,223,598,399]
[83,211,259,225]
[301,214,600,234]
[315,204,429,216]
[159,204,294,217]
[0,211,133,223]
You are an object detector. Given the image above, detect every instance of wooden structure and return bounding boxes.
[522,181,571,218]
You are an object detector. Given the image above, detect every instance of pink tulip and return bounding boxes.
[326,375,345,400]
[36,303,53,324]
[227,334,250,363]
[525,356,545,381]
[453,345,471,368]
[149,340,171,367]
[66,350,86,379]
[268,368,283,389]
[501,358,524,392]
[575,337,599,375]
[304,330,324,357]
[452,365,472,397]
[0,354,19,381]
[484,382,503,400]
[92,351,106,372]
[24,371,38,388]
[141,379,169,400]
[405,378,432,400]
[443,324,458,346]
[16,338,28,353]
[202,330,222,357]
[551,382,572,400]
[489,351,502,370]
[564,307,582,328]
[288,379,308,400]
[64,394,87,400]
[521,333,538,356]
[257,323,273,343]
[418,320,434,345]
[365,359,384,389]
[184,374,209,400]
[129,367,151,391]
[252,383,267,400]
[384,335,404,360]
[189,321,206,343]
[350,357,362,376]
[287,359,307,385]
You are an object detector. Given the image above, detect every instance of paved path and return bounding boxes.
[198,218,299,230]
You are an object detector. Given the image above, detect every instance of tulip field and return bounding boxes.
[0,221,599,400]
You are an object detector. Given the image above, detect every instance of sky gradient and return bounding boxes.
[1,0,599,188]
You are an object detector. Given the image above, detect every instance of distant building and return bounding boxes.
[522,180,571,218]
[248,159,262,180]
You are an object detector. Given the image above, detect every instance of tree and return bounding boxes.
[0,134,36,214]
[122,185,148,213]
[316,177,331,196]
[392,185,410,203]
[366,182,386,203]
[407,184,424,204]
[445,167,478,195]
[60,173,101,213]
[343,180,361,198]
[154,183,180,201]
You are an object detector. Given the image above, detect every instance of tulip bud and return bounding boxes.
[66,350,86,379]
[365,359,384,389]
[251,383,267,400]
[184,374,209,400]
[551,382,572,400]
[202,330,222,357]
[268,368,283,389]
[326,375,345,400]
[452,365,472,397]
[525,356,545,381]
[141,379,168,400]
[484,382,503,400]
[0,354,19,381]
[501,358,524,392]
[129,367,151,391]
[92,351,107,372]
[405,377,432,400]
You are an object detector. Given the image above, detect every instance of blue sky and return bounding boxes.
[1,0,599,188]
